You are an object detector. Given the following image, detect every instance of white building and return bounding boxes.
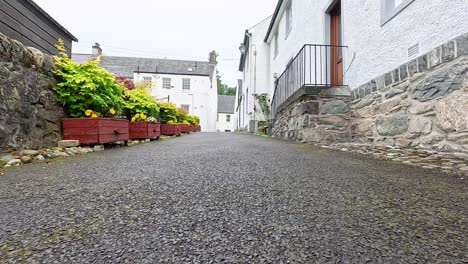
[73,47,218,132]
[237,16,272,132]
[216,95,236,132]
[263,0,468,117]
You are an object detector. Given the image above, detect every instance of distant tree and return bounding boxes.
[217,70,236,96]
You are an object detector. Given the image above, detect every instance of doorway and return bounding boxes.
[329,1,343,86]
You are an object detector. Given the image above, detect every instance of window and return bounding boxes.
[285,1,292,37]
[163,78,171,89]
[182,78,191,90]
[381,0,415,26]
[226,115,231,122]
[274,33,279,57]
[181,104,190,113]
[143,76,152,87]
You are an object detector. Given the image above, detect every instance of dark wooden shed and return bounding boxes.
[0,0,78,55]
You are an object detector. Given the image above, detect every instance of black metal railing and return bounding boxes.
[270,44,347,120]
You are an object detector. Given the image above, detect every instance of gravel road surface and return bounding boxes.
[1,133,467,263]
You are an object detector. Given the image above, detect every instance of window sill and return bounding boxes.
[380,0,415,26]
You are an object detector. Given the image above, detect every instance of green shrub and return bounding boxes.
[159,102,178,124]
[123,88,159,118]
[176,107,189,124]
[52,39,125,117]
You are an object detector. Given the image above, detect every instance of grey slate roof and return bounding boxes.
[71,54,214,78]
[218,95,236,114]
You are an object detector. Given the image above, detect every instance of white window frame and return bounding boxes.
[226,114,231,122]
[381,0,415,26]
[181,104,190,113]
[163,78,171,89]
[182,78,191,90]
[285,1,292,38]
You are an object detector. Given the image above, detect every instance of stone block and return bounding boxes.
[411,58,468,102]
[455,33,468,56]
[442,40,455,63]
[393,68,400,83]
[417,54,428,72]
[364,83,372,96]
[376,75,385,90]
[371,80,377,92]
[321,100,349,114]
[408,59,418,77]
[429,46,442,68]
[435,92,468,132]
[376,112,409,136]
[352,96,375,110]
[399,64,409,81]
[374,99,401,115]
[358,85,366,98]
[93,145,105,152]
[293,101,319,115]
[384,72,393,87]
[408,117,432,135]
[58,140,80,148]
[385,87,406,99]
[408,103,435,115]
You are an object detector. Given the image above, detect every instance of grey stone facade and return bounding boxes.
[0,33,65,152]
[272,32,468,155]
[271,87,352,143]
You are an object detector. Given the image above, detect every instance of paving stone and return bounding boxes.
[58,140,80,148]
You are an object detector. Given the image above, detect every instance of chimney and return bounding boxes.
[92,43,102,57]
[209,50,218,65]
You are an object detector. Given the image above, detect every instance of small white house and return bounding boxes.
[263,0,468,116]
[237,16,272,132]
[217,95,236,132]
[73,47,218,132]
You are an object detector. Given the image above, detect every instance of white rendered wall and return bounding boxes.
[267,0,468,93]
[134,72,218,132]
[216,113,235,132]
[343,0,468,89]
[239,17,272,130]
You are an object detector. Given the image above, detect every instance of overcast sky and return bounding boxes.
[34,0,277,87]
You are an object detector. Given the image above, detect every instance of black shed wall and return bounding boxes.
[0,0,76,55]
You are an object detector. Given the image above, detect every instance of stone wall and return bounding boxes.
[271,32,468,155]
[0,33,64,152]
[271,87,352,143]
[351,34,468,154]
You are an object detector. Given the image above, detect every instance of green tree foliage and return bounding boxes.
[52,39,125,117]
[176,107,189,124]
[159,102,178,124]
[123,87,159,117]
[217,70,236,96]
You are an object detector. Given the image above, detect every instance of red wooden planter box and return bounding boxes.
[129,122,161,139]
[189,125,197,132]
[161,124,181,136]
[180,124,190,133]
[62,118,129,145]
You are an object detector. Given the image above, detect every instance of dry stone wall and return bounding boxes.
[271,88,352,144]
[0,33,64,152]
[272,32,468,157]
[351,34,468,154]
